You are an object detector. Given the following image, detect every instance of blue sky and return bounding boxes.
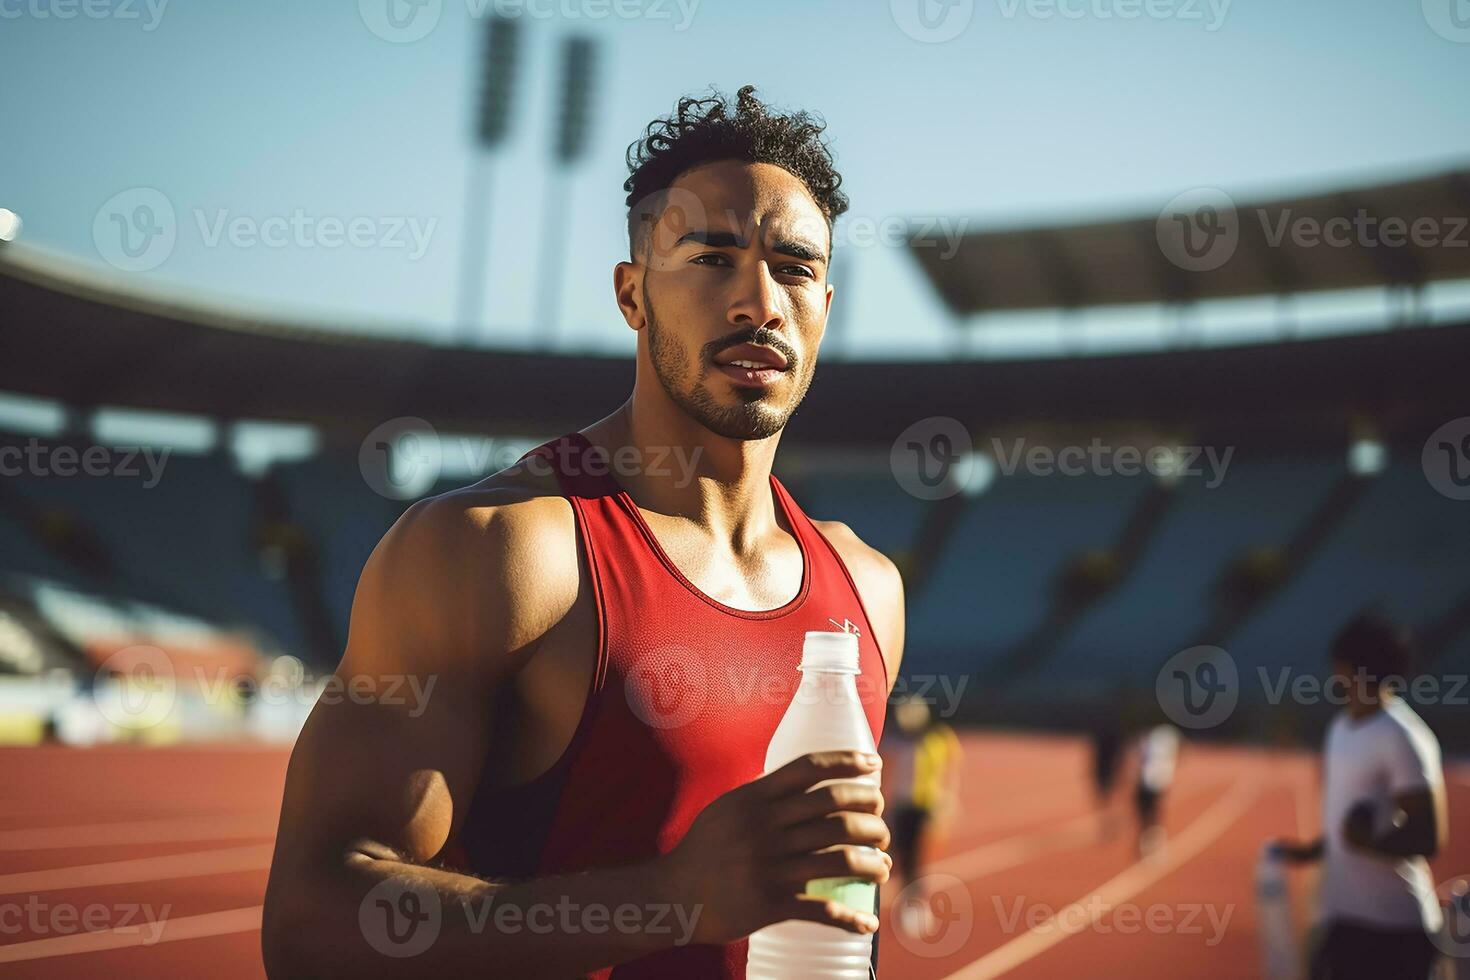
[3,0,1469,359]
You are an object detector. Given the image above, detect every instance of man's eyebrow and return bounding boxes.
[675,228,828,265]
[770,237,828,265]
[675,229,747,249]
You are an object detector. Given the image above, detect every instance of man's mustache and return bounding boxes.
[703,327,797,368]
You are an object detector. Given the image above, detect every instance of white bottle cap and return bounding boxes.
[799,630,860,673]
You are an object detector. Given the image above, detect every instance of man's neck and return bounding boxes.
[584,395,785,549]
[1346,690,1394,721]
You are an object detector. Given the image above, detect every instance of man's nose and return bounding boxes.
[728,260,785,331]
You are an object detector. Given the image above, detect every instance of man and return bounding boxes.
[1270,612,1448,980]
[1089,711,1124,841]
[262,85,905,978]
[1134,721,1181,857]
[880,694,962,937]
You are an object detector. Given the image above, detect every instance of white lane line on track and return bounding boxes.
[938,775,1261,980]
[0,815,276,851]
[0,844,274,896]
[0,905,263,963]
[895,776,1230,903]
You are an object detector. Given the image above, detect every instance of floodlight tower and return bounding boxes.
[537,36,597,349]
[456,14,521,345]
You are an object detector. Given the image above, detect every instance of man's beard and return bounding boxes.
[645,287,812,441]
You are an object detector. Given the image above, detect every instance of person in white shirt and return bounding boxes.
[1271,612,1448,980]
[1134,722,1182,857]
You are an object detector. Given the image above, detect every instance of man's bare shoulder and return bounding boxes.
[808,518,905,680]
[347,460,580,675]
[809,519,901,592]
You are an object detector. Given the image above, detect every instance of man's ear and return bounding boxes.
[613,261,645,332]
[814,279,834,345]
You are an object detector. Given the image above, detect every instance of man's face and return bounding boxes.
[631,160,833,441]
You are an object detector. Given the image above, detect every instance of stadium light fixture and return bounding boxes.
[538,35,599,348]
[958,450,997,498]
[457,15,523,344]
[1348,437,1386,477]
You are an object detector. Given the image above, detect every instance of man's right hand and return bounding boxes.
[660,750,892,945]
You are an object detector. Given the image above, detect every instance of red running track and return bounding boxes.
[0,735,1465,979]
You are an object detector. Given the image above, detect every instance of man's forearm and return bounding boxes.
[264,851,701,978]
[1276,837,1323,862]
[1359,816,1438,860]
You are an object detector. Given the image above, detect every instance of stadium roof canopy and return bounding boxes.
[909,168,1470,314]
[3,240,1469,452]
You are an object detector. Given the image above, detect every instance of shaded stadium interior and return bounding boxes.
[3,169,1469,747]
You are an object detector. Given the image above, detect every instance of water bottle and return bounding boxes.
[1255,843,1298,980]
[746,630,879,980]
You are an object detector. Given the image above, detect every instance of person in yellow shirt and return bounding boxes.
[881,693,963,936]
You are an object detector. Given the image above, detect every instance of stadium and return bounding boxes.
[2,4,1469,978]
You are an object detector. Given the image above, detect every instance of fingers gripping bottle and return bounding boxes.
[746,630,879,980]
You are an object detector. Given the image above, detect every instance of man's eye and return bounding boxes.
[691,253,730,267]
[780,265,817,279]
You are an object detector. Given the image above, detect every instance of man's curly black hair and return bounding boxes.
[622,84,849,260]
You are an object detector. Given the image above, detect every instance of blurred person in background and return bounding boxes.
[1134,721,1181,857]
[1090,708,1125,841]
[881,692,962,937]
[1269,612,1447,980]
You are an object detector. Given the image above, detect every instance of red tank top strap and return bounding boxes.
[522,431,621,498]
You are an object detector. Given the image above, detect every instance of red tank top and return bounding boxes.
[447,432,889,978]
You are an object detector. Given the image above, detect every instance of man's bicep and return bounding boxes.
[274,502,508,869]
[1390,788,1444,852]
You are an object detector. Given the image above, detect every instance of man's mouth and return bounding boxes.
[716,363,785,388]
[713,342,791,389]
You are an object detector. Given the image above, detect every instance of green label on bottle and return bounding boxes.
[805,876,876,914]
